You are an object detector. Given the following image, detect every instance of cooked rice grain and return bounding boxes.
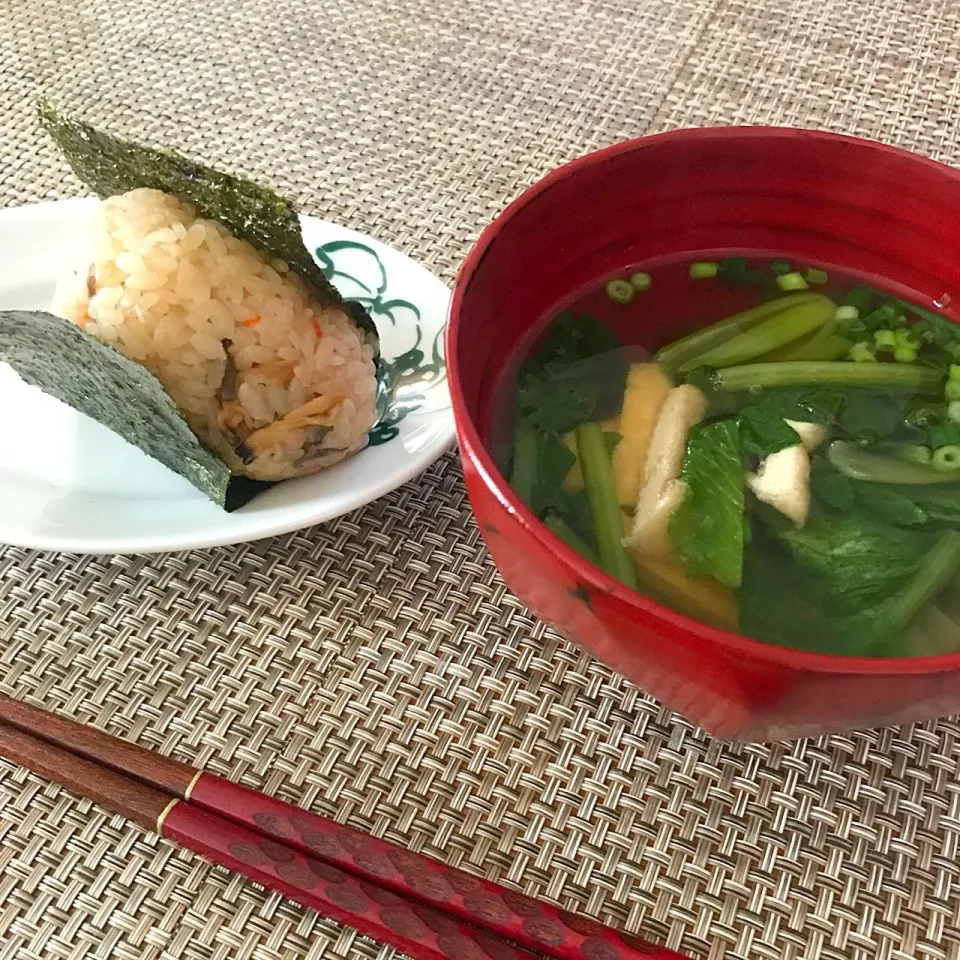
[54,188,377,481]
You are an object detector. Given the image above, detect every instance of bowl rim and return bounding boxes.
[447,124,960,676]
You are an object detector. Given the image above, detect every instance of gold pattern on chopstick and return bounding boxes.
[184,770,203,801]
[156,798,179,834]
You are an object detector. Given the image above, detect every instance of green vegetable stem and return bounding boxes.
[510,416,539,506]
[883,530,960,648]
[543,513,600,566]
[575,422,637,588]
[655,292,821,375]
[682,296,835,370]
[710,361,944,395]
[760,334,852,363]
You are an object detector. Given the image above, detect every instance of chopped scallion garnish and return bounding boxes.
[689,261,719,279]
[933,445,960,471]
[776,272,809,292]
[605,279,635,304]
[770,259,792,276]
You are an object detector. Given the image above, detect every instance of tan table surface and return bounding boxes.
[2,1,960,959]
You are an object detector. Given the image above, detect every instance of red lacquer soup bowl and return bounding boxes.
[446,127,960,741]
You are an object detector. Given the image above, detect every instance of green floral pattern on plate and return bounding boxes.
[315,240,447,445]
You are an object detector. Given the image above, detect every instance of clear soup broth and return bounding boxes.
[500,255,960,658]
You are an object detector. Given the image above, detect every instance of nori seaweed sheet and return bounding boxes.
[0,310,232,506]
[37,99,379,357]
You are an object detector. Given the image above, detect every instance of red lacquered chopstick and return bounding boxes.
[0,694,685,960]
[0,721,540,960]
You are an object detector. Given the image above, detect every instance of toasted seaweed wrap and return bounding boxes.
[0,309,232,504]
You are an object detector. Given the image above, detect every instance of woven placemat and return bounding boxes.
[2,1,960,959]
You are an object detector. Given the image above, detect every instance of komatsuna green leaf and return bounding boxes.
[531,430,576,515]
[515,374,598,435]
[519,312,627,421]
[927,421,960,449]
[740,535,844,653]
[852,483,928,527]
[669,419,745,588]
[0,310,231,506]
[37,99,379,357]
[864,483,960,525]
[775,511,935,613]
[728,386,845,427]
[740,514,938,655]
[812,458,928,527]
[837,390,910,440]
[549,487,596,549]
[603,430,621,457]
[520,311,622,377]
[737,405,801,458]
[740,536,900,656]
[810,457,856,511]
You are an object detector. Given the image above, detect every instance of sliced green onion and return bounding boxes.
[874,329,897,349]
[933,445,960,471]
[950,364,960,382]
[711,361,943,394]
[776,272,809,292]
[948,401,960,423]
[717,257,749,282]
[770,259,792,276]
[848,341,877,362]
[689,261,719,279]
[894,345,918,363]
[835,305,860,322]
[605,279,635,304]
[804,268,829,285]
[896,328,919,349]
[946,380,960,402]
[629,271,652,291]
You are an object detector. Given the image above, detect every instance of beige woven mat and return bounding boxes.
[2,1,960,959]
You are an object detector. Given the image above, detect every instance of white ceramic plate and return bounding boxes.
[0,198,454,554]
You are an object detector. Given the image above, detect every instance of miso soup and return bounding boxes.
[502,256,960,658]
